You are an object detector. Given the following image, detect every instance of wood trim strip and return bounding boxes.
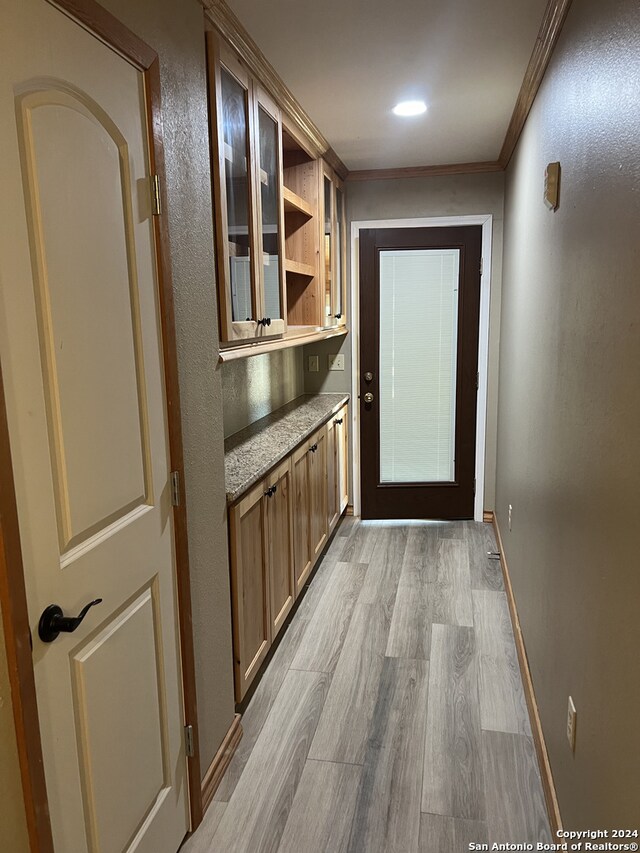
[50,0,156,69]
[483,510,494,523]
[200,714,243,813]
[499,0,574,167]
[346,160,503,182]
[0,366,54,853]
[201,0,348,180]
[144,56,203,829]
[492,513,563,834]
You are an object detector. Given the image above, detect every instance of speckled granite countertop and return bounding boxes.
[225,393,349,503]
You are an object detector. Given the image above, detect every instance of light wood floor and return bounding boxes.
[183,518,551,853]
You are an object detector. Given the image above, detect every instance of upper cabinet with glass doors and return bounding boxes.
[206,34,286,344]
[320,163,347,329]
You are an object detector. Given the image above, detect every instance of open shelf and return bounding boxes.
[219,325,347,362]
[285,258,315,278]
[283,186,313,218]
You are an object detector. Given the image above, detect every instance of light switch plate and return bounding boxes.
[328,353,345,371]
[308,355,319,373]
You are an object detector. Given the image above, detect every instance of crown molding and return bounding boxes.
[346,160,503,182]
[201,0,348,180]
[499,0,574,168]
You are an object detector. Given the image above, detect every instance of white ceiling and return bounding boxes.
[225,0,549,171]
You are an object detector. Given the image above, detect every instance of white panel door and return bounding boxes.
[0,2,189,852]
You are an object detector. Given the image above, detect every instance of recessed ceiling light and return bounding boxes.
[392,100,427,117]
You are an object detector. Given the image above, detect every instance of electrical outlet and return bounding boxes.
[328,353,345,371]
[308,355,319,373]
[567,696,577,752]
[508,504,513,531]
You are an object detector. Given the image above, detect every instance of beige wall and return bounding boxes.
[0,608,29,853]
[222,348,304,438]
[99,0,235,775]
[496,0,640,827]
[306,172,505,510]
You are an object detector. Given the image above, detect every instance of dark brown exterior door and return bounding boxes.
[359,226,482,520]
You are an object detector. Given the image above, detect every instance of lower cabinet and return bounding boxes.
[265,460,295,638]
[308,425,328,563]
[327,403,349,533]
[229,403,348,700]
[228,480,271,701]
[291,441,312,596]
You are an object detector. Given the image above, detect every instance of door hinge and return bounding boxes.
[479,257,483,276]
[170,471,181,507]
[184,724,195,758]
[476,371,480,390]
[473,478,476,496]
[151,174,162,216]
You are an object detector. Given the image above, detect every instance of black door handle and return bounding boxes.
[38,599,103,643]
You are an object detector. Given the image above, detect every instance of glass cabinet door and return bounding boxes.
[220,66,254,323]
[335,185,345,322]
[323,174,333,325]
[256,103,283,323]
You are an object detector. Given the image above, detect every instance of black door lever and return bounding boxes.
[38,599,103,643]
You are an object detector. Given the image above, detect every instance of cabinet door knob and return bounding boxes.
[309,443,318,453]
[334,418,343,425]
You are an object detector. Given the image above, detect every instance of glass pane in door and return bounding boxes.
[379,249,460,483]
[257,106,282,320]
[335,187,344,318]
[221,68,252,321]
[323,176,332,323]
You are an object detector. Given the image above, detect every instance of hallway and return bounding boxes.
[183,518,551,852]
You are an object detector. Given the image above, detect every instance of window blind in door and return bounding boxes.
[379,248,459,483]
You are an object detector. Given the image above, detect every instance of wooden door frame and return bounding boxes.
[349,214,493,522]
[0,0,203,846]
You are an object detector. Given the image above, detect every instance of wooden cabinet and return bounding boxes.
[291,440,312,595]
[327,404,349,534]
[291,424,328,594]
[228,405,348,699]
[308,425,328,562]
[282,123,322,330]
[207,34,286,344]
[228,480,270,701]
[337,405,349,514]
[229,459,294,701]
[265,460,295,637]
[320,163,347,329]
[207,31,350,354]
[326,416,339,532]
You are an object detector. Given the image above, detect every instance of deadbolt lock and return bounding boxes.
[363,392,374,404]
[364,371,373,382]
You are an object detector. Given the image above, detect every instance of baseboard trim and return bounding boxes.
[483,510,494,523]
[345,504,354,516]
[200,714,243,814]
[492,514,563,834]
